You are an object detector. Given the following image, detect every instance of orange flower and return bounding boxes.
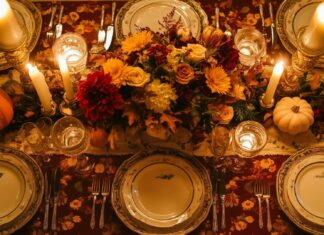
[122,31,153,54]
[235,221,247,231]
[205,65,231,94]
[242,200,255,210]
[252,0,265,7]
[102,58,127,87]
[226,180,238,190]
[95,163,105,173]
[174,63,195,84]
[309,73,321,91]
[62,221,75,231]
[72,215,82,223]
[260,158,274,169]
[69,199,82,210]
[69,12,79,22]
[67,156,77,167]
[225,192,239,207]
[245,216,255,223]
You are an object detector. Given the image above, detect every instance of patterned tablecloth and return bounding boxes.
[2,0,322,235]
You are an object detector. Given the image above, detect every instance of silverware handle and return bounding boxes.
[111,2,116,24]
[266,198,272,232]
[215,7,220,29]
[258,196,263,229]
[99,196,107,229]
[51,197,58,230]
[259,5,265,27]
[212,201,218,232]
[269,3,274,22]
[90,195,97,229]
[43,200,50,231]
[58,5,64,23]
[100,5,105,29]
[49,5,57,28]
[221,196,226,229]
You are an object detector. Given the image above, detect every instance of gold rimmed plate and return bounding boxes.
[276,0,324,68]
[115,0,208,42]
[0,0,42,71]
[277,147,324,235]
[112,149,212,234]
[0,146,44,235]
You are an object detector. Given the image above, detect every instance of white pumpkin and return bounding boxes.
[273,97,314,135]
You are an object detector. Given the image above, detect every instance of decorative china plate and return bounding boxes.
[115,0,208,42]
[0,0,42,71]
[277,147,324,235]
[112,149,212,234]
[276,0,324,68]
[0,146,44,235]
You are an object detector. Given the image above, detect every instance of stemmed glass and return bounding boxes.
[210,126,231,165]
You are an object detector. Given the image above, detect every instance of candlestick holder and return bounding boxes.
[259,93,275,109]
[41,100,57,117]
[59,93,82,116]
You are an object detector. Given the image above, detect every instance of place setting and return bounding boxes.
[0,0,324,234]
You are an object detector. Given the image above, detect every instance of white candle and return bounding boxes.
[0,0,23,49]
[301,2,324,52]
[263,61,284,105]
[27,64,53,114]
[58,55,75,101]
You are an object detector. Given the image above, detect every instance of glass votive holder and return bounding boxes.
[232,121,267,157]
[51,116,89,155]
[234,28,266,66]
[52,33,88,74]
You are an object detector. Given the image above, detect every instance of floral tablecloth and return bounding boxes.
[1,0,322,234]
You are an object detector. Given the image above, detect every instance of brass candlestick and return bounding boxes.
[59,93,82,116]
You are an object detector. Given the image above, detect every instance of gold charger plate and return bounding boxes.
[276,0,324,68]
[115,0,208,42]
[0,0,42,71]
[277,147,324,235]
[112,149,212,234]
[0,146,44,235]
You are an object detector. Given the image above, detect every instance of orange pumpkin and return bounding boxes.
[90,128,107,148]
[0,88,14,130]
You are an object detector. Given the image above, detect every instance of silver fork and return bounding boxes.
[99,177,111,229]
[55,5,64,39]
[46,5,57,43]
[98,5,106,44]
[90,176,101,230]
[254,180,263,229]
[262,181,272,232]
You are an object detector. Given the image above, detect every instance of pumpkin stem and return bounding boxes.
[291,105,300,113]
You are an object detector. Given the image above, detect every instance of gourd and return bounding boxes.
[0,88,14,130]
[273,97,314,135]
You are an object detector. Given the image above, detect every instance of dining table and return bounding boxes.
[0,0,324,235]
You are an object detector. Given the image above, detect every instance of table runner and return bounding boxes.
[13,153,309,235]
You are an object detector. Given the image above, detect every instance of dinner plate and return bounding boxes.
[276,0,324,68]
[0,0,42,71]
[277,147,324,235]
[0,146,44,235]
[115,0,208,42]
[112,149,212,234]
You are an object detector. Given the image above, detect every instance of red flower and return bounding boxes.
[146,44,170,65]
[217,39,239,70]
[76,71,123,124]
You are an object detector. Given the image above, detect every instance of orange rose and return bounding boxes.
[174,63,195,84]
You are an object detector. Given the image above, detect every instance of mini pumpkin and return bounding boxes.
[0,88,14,131]
[273,97,314,135]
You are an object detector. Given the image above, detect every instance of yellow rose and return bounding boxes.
[186,44,207,62]
[167,47,186,65]
[173,63,195,84]
[122,66,150,87]
[177,27,191,42]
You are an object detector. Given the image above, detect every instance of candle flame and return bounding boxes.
[317,3,324,23]
[0,0,10,18]
[26,63,32,70]
[273,61,284,75]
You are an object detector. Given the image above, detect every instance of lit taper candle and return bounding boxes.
[301,2,324,53]
[58,55,75,101]
[27,64,53,114]
[0,0,23,49]
[262,61,284,105]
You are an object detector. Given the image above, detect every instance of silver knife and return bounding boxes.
[269,3,278,47]
[43,169,51,231]
[55,5,64,39]
[104,2,116,50]
[259,4,267,38]
[215,7,220,29]
[219,167,226,230]
[51,168,61,231]
[212,167,218,232]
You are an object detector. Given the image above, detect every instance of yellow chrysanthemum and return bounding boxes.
[102,58,127,87]
[122,31,153,54]
[205,65,231,94]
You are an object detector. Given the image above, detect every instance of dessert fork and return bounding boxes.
[46,5,57,43]
[254,180,263,229]
[263,181,272,232]
[99,177,111,229]
[90,176,101,229]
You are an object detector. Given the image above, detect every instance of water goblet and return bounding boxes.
[210,126,231,164]
[20,122,45,153]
